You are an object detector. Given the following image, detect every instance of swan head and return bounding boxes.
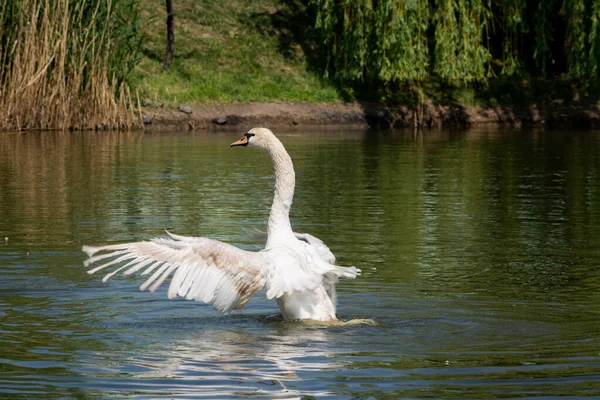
[230,127,276,149]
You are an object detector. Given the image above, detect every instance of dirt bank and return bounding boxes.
[141,101,600,130]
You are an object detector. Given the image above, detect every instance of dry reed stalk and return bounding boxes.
[0,0,141,131]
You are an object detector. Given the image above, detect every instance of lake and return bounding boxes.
[1,128,599,398]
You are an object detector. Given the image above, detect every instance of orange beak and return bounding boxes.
[230,135,249,147]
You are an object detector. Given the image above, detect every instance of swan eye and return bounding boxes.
[245,133,255,139]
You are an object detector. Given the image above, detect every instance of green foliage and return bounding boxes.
[314,0,493,86]
[313,0,600,93]
[105,0,144,83]
[432,0,491,84]
[315,0,431,83]
[497,0,525,76]
[74,0,143,84]
[375,0,429,82]
[564,0,600,82]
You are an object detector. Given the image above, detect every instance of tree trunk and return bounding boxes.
[163,0,174,70]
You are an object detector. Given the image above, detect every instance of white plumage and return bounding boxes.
[82,127,360,321]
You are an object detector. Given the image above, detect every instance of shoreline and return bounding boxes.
[141,101,600,131]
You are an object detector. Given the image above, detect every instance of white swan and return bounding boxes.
[82,128,360,321]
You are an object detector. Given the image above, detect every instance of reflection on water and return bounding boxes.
[1,129,600,398]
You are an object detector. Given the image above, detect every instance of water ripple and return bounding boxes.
[1,129,600,398]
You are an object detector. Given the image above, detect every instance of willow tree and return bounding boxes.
[314,0,490,86]
[314,0,375,81]
[432,0,491,84]
[563,0,600,82]
[375,0,429,82]
[312,0,600,91]
[496,0,526,76]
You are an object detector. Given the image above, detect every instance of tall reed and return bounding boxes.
[0,0,142,131]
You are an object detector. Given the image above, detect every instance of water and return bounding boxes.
[1,128,599,398]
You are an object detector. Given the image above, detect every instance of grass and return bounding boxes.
[130,0,342,105]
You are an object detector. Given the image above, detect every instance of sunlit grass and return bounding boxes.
[131,0,342,104]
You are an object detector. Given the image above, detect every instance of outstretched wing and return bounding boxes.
[165,230,359,299]
[82,232,266,313]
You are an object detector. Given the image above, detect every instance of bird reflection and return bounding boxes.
[123,319,342,398]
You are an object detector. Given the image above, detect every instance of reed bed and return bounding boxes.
[0,0,141,131]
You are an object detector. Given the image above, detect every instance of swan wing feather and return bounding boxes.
[82,234,266,313]
[293,232,336,264]
[166,230,329,299]
[244,228,337,264]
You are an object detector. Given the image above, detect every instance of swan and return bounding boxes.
[82,127,360,322]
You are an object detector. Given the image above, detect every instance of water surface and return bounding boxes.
[1,128,599,398]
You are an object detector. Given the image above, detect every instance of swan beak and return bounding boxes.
[230,136,249,147]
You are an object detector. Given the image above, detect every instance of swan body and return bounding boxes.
[82,128,359,321]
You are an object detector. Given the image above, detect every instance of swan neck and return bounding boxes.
[266,139,295,241]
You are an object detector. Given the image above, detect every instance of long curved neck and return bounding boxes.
[265,139,295,244]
